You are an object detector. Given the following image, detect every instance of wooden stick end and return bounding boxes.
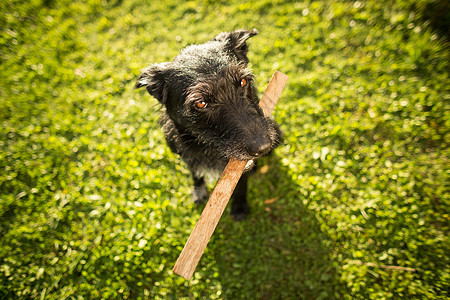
[173,262,194,280]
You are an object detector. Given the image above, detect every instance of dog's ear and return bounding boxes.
[135,62,172,104]
[214,29,258,65]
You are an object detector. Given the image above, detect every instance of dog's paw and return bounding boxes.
[230,203,250,221]
[192,186,209,205]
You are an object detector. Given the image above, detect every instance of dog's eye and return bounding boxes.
[195,100,208,109]
[240,78,247,87]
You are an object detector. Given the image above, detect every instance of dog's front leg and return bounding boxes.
[192,174,209,204]
[230,172,250,221]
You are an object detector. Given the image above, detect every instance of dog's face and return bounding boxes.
[136,29,281,161]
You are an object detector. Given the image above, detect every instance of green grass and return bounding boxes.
[1,0,448,298]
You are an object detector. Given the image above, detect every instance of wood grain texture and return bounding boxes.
[172,159,247,279]
[259,71,289,116]
[173,71,288,280]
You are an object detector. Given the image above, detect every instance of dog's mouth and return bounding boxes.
[189,113,282,161]
[224,131,280,161]
[224,117,282,160]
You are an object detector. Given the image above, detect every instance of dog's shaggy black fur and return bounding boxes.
[136,29,282,220]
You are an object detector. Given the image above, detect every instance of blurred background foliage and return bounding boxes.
[0,0,448,298]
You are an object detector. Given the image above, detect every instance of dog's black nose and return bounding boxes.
[247,137,272,157]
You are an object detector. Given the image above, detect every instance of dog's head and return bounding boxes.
[136,29,281,160]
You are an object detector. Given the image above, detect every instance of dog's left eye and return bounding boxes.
[240,78,247,87]
[195,100,208,109]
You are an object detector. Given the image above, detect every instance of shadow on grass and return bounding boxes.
[207,153,347,299]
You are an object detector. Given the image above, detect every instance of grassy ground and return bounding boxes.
[1,0,448,299]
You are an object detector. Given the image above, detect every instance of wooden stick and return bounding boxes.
[351,261,417,272]
[172,71,288,280]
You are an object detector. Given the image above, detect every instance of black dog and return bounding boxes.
[136,29,282,220]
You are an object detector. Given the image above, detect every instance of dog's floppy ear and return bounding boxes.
[135,62,172,104]
[214,29,258,65]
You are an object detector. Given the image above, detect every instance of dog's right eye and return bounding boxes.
[195,100,208,109]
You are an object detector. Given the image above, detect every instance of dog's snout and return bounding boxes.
[246,136,271,157]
